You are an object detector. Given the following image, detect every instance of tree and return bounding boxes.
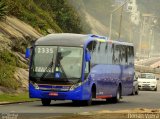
[0,0,8,20]
[48,0,83,33]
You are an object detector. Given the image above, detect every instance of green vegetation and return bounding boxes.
[0,92,37,103]
[0,0,8,19]
[2,0,90,34]
[0,50,23,68]
[0,50,26,89]
[0,61,19,89]
[44,0,83,33]
[4,0,62,34]
[11,38,30,54]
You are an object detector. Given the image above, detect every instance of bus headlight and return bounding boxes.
[30,81,39,90]
[34,83,39,90]
[70,82,82,91]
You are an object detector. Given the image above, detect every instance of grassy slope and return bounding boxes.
[0,50,22,89]
[0,92,36,103]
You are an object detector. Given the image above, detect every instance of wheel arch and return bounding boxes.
[91,83,96,98]
[118,83,122,96]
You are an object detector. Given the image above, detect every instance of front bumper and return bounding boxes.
[29,83,86,100]
[138,83,157,90]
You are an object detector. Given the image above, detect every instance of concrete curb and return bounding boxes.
[0,100,40,105]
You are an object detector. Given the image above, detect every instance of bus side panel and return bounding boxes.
[81,66,134,99]
[85,64,133,99]
[121,65,134,96]
[84,64,119,98]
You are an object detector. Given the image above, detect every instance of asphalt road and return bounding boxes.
[0,81,160,115]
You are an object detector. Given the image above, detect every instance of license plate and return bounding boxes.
[49,92,58,96]
[143,84,149,86]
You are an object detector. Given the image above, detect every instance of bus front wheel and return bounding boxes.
[84,97,92,106]
[83,90,94,106]
[41,99,51,106]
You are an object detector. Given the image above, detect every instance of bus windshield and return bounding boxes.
[30,46,83,82]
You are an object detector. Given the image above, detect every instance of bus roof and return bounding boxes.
[35,33,133,47]
[35,33,89,47]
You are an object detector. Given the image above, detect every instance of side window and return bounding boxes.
[87,41,109,65]
[99,42,107,64]
[120,45,126,65]
[113,44,120,64]
[112,44,115,64]
[87,41,97,66]
[108,43,113,64]
[104,42,108,64]
[128,46,134,65]
[125,46,128,64]
[84,60,90,79]
[85,62,89,74]
[96,42,101,64]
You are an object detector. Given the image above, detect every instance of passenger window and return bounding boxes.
[85,62,90,79]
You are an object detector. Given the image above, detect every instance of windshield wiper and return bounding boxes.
[40,52,55,80]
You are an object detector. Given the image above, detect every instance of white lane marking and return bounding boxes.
[140,91,160,93]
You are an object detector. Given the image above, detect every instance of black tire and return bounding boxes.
[72,100,80,106]
[83,87,95,106]
[72,99,92,106]
[132,87,136,95]
[154,87,157,91]
[83,92,92,106]
[41,99,51,106]
[75,86,95,106]
[113,86,121,103]
[107,86,121,103]
[85,98,92,106]
[135,89,139,95]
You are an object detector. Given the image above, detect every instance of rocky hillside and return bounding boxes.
[0,16,42,93]
[0,0,90,93]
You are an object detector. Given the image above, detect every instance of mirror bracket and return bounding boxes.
[85,51,91,62]
[25,48,31,58]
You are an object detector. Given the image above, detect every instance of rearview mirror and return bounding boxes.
[25,48,31,58]
[134,78,137,81]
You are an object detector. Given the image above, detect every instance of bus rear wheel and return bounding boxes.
[113,86,121,103]
[107,86,121,103]
[41,99,51,106]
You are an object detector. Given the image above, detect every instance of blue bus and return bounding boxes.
[26,33,134,106]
